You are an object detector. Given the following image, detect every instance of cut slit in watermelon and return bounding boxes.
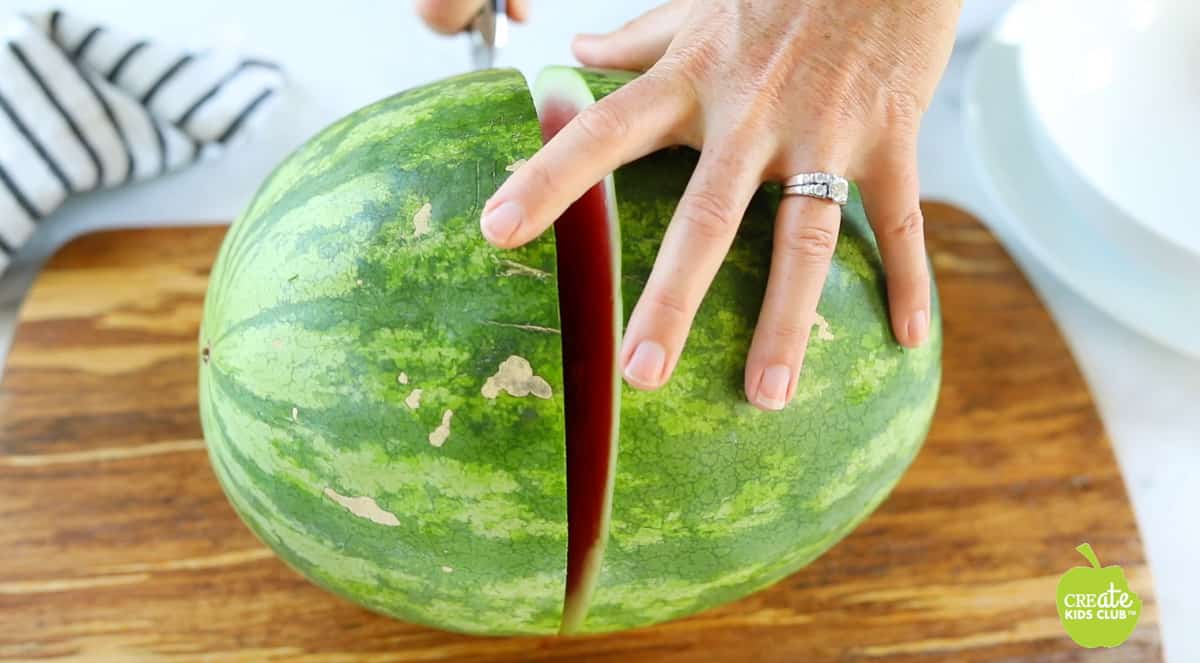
[533,69,622,635]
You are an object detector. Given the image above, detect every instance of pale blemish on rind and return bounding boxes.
[412,202,433,237]
[505,159,527,173]
[441,565,454,573]
[813,313,835,341]
[497,258,550,280]
[429,409,454,447]
[290,407,299,422]
[397,372,409,385]
[323,487,400,526]
[481,355,553,400]
[405,388,423,410]
[482,320,560,334]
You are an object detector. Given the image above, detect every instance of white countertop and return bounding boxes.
[3,2,1196,660]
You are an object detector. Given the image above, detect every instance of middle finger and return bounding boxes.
[620,137,773,390]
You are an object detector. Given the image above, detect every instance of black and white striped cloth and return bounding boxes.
[0,9,285,272]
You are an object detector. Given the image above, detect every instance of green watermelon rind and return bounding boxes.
[201,69,569,635]
[200,66,942,637]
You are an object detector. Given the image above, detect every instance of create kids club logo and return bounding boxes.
[1056,543,1142,648]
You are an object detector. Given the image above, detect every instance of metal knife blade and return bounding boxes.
[469,0,508,70]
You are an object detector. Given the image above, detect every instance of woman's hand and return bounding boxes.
[480,1,960,411]
[415,0,528,34]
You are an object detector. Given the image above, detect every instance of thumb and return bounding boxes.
[572,0,690,71]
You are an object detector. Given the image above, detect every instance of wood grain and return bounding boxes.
[0,206,1162,662]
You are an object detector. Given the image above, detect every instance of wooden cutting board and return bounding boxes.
[0,205,1162,662]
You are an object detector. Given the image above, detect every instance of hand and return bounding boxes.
[481,0,960,411]
[415,0,528,34]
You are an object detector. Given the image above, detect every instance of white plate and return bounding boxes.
[962,7,1200,359]
[1017,0,1200,267]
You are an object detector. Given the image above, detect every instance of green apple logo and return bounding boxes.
[1056,543,1142,648]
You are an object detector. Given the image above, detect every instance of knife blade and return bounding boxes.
[469,0,508,70]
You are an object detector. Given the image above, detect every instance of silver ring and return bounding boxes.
[782,172,849,205]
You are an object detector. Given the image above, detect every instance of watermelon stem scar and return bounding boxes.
[534,68,622,634]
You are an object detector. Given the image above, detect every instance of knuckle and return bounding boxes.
[799,61,869,127]
[882,88,924,132]
[887,209,925,240]
[645,288,692,319]
[669,39,722,78]
[680,190,739,241]
[573,102,630,144]
[725,111,771,142]
[769,319,812,344]
[520,159,563,203]
[779,223,838,262]
[641,66,690,99]
[648,59,702,111]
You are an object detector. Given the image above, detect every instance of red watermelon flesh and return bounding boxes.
[538,95,620,632]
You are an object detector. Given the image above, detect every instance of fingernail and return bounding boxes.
[623,340,666,388]
[481,200,523,244]
[906,310,929,347]
[754,364,791,411]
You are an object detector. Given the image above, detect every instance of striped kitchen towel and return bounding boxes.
[0,9,285,272]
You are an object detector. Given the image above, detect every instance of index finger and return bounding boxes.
[481,74,687,248]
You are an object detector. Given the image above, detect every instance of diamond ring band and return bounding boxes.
[782,172,849,206]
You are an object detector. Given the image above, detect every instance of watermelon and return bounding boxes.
[199,67,941,637]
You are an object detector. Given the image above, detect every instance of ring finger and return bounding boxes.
[743,184,844,410]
